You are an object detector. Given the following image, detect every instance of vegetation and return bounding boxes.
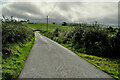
[40,24,120,59]
[60,43,120,79]
[38,23,120,80]
[62,22,67,26]
[0,24,2,80]
[23,23,73,32]
[2,37,34,80]
[77,53,119,79]
[1,16,120,79]
[2,20,35,80]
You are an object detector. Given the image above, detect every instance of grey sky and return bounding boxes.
[1,2,118,26]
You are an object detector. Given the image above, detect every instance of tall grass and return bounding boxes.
[2,22,34,55]
[2,21,35,80]
[2,37,35,80]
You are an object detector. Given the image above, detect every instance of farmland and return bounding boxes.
[23,23,73,32]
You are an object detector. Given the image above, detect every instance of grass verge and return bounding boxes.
[40,32,120,80]
[61,44,120,80]
[2,36,35,80]
[77,53,120,79]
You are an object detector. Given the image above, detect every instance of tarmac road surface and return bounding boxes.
[19,31,112,79]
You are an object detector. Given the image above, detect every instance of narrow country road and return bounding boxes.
[19,31,112,78]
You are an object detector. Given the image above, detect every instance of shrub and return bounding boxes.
[53,28,59,37]
[43,23,120,58]
[2,22,34,55]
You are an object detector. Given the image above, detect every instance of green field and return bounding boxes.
[23,23,73,32]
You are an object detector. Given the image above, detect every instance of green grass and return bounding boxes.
[61,43,120,80]
[40,32,120,80]
[2,36,35,80]
[23,23,73,32]
[77,53,119,79]
[0,53,1,80]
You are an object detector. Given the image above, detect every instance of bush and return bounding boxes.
[42,23,120,58]
[2,22,33,44]
[82,29,109,56]
[2,22,34,55]
[62,22,67,26]
[53,28,59,37]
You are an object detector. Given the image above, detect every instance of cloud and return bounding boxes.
[1,2,118,26]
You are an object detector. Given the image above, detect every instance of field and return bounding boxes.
[23,23,73,32]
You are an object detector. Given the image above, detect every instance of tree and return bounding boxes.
[62,22,67,26]
[53,22,55,24]
[27,20,29,23]
[11,16,14,22]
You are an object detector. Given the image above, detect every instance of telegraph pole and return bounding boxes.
[47,16,48,32]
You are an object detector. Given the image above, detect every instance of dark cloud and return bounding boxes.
[8,2,41,15]
[1,2,118,26]
[99,14,118,26]
[58,2,73,11]
[2,6,31,19]
[2,2,45,20]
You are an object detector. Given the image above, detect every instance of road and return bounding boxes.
[19,31,112,78]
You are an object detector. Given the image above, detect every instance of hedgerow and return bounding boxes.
[42,24,120,59]
[2,21,34,80]
[2,22,34,56]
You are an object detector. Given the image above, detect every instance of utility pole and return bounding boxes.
[47,16,48,32]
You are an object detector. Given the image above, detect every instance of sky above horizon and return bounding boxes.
[0,0,118,26]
